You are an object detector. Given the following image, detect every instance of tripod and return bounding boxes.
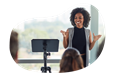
[31,39,59,73]
[41,41,51,73]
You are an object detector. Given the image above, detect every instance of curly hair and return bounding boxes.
[70,7,91,28]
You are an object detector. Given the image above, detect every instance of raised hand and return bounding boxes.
[93,33,102,42]
[60,30,69,37]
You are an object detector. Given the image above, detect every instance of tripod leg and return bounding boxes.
[47,67,51,73]
[41,67,47,73]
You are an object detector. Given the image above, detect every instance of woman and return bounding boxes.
[59,47,84,73]
[60,8,101,67]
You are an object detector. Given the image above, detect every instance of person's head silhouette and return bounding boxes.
[59,47,84,73]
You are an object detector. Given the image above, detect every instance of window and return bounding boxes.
[14,5,90,73]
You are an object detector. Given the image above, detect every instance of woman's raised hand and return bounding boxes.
[93,33,102,42]
[60,30,69,37]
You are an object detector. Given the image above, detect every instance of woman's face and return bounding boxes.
[74,13,84,28]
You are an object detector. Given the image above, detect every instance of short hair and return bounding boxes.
[9,30,19,59]
[70,7,91,28]
[59,47,84,73]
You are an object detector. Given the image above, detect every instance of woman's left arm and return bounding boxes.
[89,31,101,50]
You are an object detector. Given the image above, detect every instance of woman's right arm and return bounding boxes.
[60,29,69,48]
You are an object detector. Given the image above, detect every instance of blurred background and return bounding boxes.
[13,4,105,73]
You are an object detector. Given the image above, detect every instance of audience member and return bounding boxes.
[59,47,84,73]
